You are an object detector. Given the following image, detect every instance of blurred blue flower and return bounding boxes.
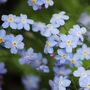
[22,74,40,90]
[30,53,42,68]
[32,22,46,32]
[17,14,34,31]
[36,65,49,72]
[0,0,7,3]
[53,66,72,76]
[69,25,86,41]
[59,34,78,53]
[5,34,24,54]
[1,14,18,29]
[50,11,69,27]
[76,44,90,60]
[19,48,37,64]
[78,12,90,26]
[0,62,7,74]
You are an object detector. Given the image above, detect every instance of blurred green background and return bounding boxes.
[0,0,90,90]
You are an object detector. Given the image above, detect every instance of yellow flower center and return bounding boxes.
[25,56,30,60]
[60,72,64,75]
[22,19,27,23]
[61,53,66,58]
[82,73,87,77]
[83,50,87,55]
[67,40,71,45]
[32,0,36,4]
[12,42,17,46]
[88,83,90,88]
[46,0,50,3]
[47,43,50,47]
[8,18,13,22]
[71,59,75,63]
[59,81,63,86]
[48,26,53,30]
[0,38,4,42]
[83,16,88,22]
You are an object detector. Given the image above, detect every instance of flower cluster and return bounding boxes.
[0,29,24,54]
[28,0,54,10]
[73,67,90,90]
[22,74,40,90]
[2,14,34,31]
[19,48,49,73]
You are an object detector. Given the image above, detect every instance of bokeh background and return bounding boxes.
[0,0,90,90]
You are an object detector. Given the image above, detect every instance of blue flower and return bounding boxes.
[78,12,90,26]
[17,14,34,31]
[67,54,82,67]
[44,39,57,54]
[32,22,46,32]
[49,76,71,90]
[50,11,69,27]
[43,0,54,8]
[1,14,18,29]
[42,24,59,37]
[0,62,7,74]
[36,65,49,72]
[19,48,37,64]
[0,0,7,3]
[28,0,43,10]
[73,67,90,79]
[55,49,68,64]
[79,76,90,90]
[59,34,78,53]
[69,25,86,41]
[5,34,24,54]
[22,74,40,90]
[53,66,72,76]
[30,53,42,68]
[76,44,90,60]
[0,29,6,44]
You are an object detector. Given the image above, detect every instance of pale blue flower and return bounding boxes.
[5,34,24,54]
[1,14,18,29]
[22,74,40,90]
[50,11,69,27]
[76,44,90,60]
[42,24,59,37]
[79,76,90,90]
[53,66,72,76]
[73,67,90,79]
[43,0,54,8]
[69,25,86,41]
[17,14,34,31]
[0,62,7,74]
[59,34,78,53]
